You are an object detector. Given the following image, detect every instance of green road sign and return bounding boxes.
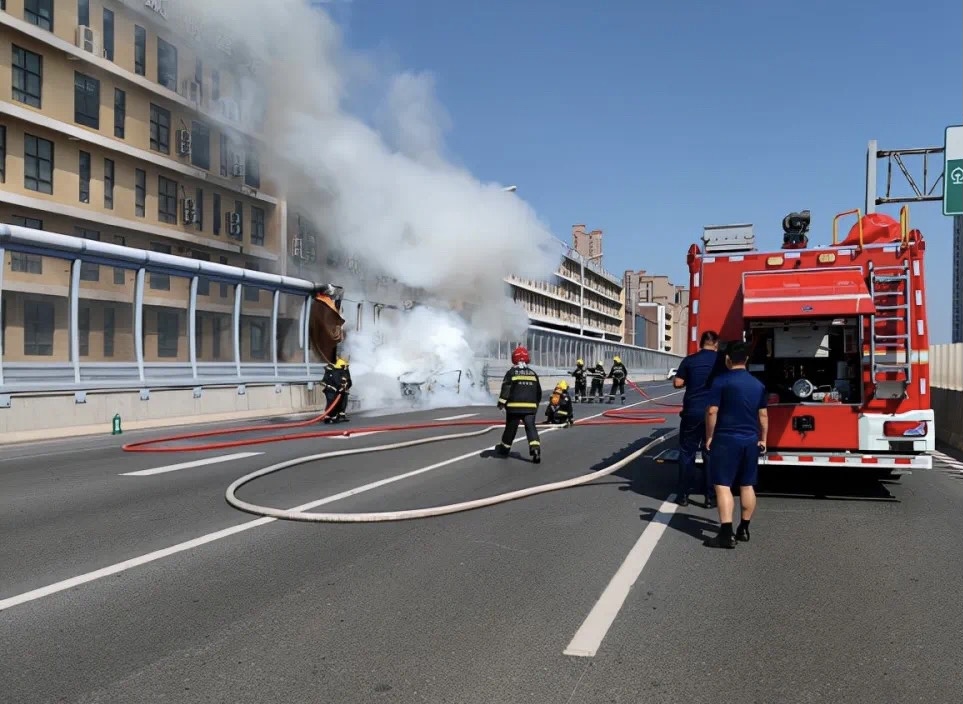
[943,126,963,216]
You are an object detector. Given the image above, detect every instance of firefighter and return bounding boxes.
[335,359,352,422]
[570,359,587,402]
[545,380,575,426]
[607,355,628,404]
[587,361,606,402]
[321,358,350,423]
[494,345,543,463]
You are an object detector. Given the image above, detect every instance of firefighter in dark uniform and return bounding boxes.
[587,361,606,402]
[607,355,628,404]
[322,358,350,423]
[545,380,575,426]
[335,359,352,422]
[494,345,543,463]
[570,359,587,402]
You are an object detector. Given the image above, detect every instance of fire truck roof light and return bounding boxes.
[766,256,784,266]
[818,253,836,263]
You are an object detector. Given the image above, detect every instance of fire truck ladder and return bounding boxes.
[867,260,912,398]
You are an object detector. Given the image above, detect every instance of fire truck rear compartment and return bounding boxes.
[746,318,863,406]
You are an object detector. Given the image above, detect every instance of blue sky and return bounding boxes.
[330,0,962,343]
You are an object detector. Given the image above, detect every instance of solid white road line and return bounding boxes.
[120,452,263,477]
[564,495,679,658]
[0,388,682,613]
[434,413,479,421]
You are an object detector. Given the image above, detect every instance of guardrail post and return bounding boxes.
[271,289,280,378]
[188,276,198,381]
[301,295,310,375]
[69,258,81,384]
[134,268,145,383]
[233,283,243,378]
[0,247,5,386]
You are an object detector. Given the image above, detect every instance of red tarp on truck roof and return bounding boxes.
[741,267,877,318]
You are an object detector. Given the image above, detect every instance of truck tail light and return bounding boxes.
[883,421,928,437]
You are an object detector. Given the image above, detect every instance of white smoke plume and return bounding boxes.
[192,0,560,410]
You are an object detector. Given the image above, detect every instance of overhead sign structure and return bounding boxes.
[943,125,963,216]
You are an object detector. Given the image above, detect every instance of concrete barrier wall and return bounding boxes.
[931,343,963,450]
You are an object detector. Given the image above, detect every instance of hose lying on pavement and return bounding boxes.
[225,391,681,524]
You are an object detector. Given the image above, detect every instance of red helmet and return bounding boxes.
[511,345,530,365]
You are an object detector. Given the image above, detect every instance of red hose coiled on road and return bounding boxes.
[121,378,681,453]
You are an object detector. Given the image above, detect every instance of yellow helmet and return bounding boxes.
[556,380,569,391]
[613,355,621,363]
[335,358,348,369]
[576,358,584,366]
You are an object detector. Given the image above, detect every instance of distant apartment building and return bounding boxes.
[0,0,282,364]
[623,270,689,355]
[505,227,624,342]
[572,223,603,267]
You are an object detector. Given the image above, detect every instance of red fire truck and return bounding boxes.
[686,206,934,473]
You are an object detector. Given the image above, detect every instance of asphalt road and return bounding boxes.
[1,381,962,704]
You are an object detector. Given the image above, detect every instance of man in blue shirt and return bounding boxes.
[673,330,720,507]
[704,341,768,549]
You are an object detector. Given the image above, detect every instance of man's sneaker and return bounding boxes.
[705,532,736,549]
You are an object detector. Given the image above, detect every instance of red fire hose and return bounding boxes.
[122,378,681,454]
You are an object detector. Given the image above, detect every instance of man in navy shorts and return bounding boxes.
[673,330,720,507]
[704,341,768,549]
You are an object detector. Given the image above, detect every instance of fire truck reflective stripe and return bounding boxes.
[748,293,871,303]
[730,256,744,262]
[693,273,700,287]
[920,378,926,394]
[784,251,801,259]
[692,300,699,314]
[913,260,920,276]
[691,327,697,342]
[917,320,924,335]
[915,290,923,306]
[707,454,931,468]
[703,258,716,264]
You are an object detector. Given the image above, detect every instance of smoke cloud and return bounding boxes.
[192,0,559,410]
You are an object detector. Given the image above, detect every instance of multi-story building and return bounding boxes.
[572,223,603,267]
[506,235,624,342]
[623,270,689,355]
[0,0,284,365]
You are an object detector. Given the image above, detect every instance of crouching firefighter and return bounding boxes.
[494,345,543,463]
[545,380,574,426]
[607,355,628,404]
[570,359,587,402]
[322,358,351,423]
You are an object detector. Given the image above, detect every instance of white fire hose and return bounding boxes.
[225,396,680,523]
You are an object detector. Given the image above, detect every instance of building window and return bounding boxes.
[194,58,203,102]
[219,256,229,298]
[150,242,171,290]
[76,227,100,281]
[134,25,146,76]
[24,0,53,32]
[0,125,5,184]
[135,169,146,217]
[250,320,266,359]
[74,72,100,129]
[190,121,210,170]
[195,315,203,358]
[149,104,170,154]
[157,310,178,358]
[212,316,223,359]
[104,158,114,209]
[12,46,43,108]
[251,207,265,246]
[244,148,261,189]
[192,250,210,296]
[158,175,177,224]
[113,235,126,284]
[78,304,90,357]
[212,70,220,101]
[78,150,90,203]
[194,187,204,231]
[102,8,114,61]
[219,133,229,177]
[24,133,53,194]
[114,88,125,138]
[157,38,177,91]
[212,193,221,235]
[78,0,89,26]
[103,306,115,357]
[244,263,260,302]
[23,299,54,356]
[9,216,43,273]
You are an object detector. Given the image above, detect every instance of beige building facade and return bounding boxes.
[0,0,287,365]
[623,269,689,355]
